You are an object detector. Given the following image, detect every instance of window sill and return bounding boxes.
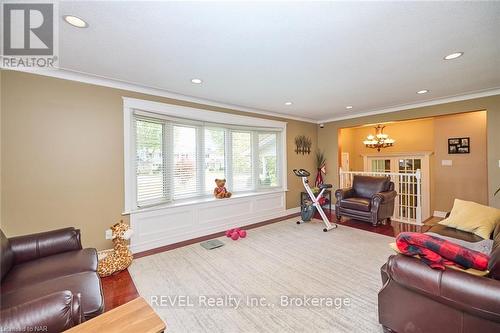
[123,188,288,215]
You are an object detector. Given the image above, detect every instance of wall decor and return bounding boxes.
[294,135,312,155]
[448,137,470,154]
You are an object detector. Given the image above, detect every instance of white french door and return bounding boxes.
[363,153,431,222]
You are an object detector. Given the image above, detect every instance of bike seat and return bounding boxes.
[319,183,332,189]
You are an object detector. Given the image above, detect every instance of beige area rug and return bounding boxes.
[129,218,395,333]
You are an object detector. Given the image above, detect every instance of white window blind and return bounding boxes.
[258,133,279,187]
[133,112,283,208]
[173,125,198,199]
[204,128,225,193]
[232,131,253,192]
[135,117,167,206]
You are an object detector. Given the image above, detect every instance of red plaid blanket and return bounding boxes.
[396,232,489,270]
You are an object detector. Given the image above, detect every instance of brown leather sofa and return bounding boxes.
[0,227,104,332]
[379,223,500,333]
[335,175,397,226]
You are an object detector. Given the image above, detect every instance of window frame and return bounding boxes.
[124,97,287,213]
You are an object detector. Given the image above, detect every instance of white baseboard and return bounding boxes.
[102,204,299,256]
[433,210,448,218]
[285,206,301,214]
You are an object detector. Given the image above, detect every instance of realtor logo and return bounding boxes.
[1,2,58,68]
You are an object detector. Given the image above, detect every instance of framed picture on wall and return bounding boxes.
[448,137,470,154]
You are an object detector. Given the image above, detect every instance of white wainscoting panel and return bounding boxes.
[130,192,288,253]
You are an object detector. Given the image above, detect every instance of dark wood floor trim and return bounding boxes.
[133,212,300,259]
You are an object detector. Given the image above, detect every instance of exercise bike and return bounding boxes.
[293,169,337,232]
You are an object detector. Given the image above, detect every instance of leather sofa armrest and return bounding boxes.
[372,190,397,205]
[335,188,355,201]
[9,227,82,265]
[0,291,83,332]
[386,254,500,323]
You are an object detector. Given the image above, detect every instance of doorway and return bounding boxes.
[363,153,431,222]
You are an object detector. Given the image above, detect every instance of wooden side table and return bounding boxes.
[65,297,165,333]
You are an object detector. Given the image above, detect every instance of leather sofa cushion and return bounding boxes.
[1,249,98,294]
[352,175,390,199]
[9,228,82,265]
[1,230,13,281]
[340,197,371,212]
[386,254,500,323]
[0,271,104,319]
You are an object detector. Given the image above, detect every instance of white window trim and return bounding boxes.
[123,97,287,213]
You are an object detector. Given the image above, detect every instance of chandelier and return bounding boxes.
[363,125,395,152]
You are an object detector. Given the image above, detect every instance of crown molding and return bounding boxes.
[318,87,500,124]
[3,67,499,126]
[2,67,318,124]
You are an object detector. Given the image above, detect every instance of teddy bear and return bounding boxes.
[97,220,134,277]
[213,178,232,199]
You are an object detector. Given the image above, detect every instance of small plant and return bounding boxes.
[314,150,327,187]
[315,150,326,169]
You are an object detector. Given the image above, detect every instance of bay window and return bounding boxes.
[129,104,285,209]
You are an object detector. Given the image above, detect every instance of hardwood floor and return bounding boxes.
[101,211,436,311]
[337,218,395,236]
[101,270,139,312]
[316,209,394,236]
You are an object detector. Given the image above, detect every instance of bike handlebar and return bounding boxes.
[293,169,311,177]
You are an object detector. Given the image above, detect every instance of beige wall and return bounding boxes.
[319,95,500,210]
[0,70,317,250]
[338,112,488,213]
[433,111,488,211]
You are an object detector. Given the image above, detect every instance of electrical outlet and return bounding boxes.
[105,229,113,240]
[441,160,452,166]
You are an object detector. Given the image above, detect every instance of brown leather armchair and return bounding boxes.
[335,175,396,226]
[0,228,104,332]
[379,223,500,333]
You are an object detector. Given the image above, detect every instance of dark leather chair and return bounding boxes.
[379,223,500,333]
[335,175,397,226]
[0,227,104,332]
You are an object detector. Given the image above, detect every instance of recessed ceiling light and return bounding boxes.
[444,52,463,60]
[191,78,203,84]
[63,15,88,28]
[417,89,429,94]
[284,102,293,106]
[345,106,353,109]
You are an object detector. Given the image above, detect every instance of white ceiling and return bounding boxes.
[57,1,500,122]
